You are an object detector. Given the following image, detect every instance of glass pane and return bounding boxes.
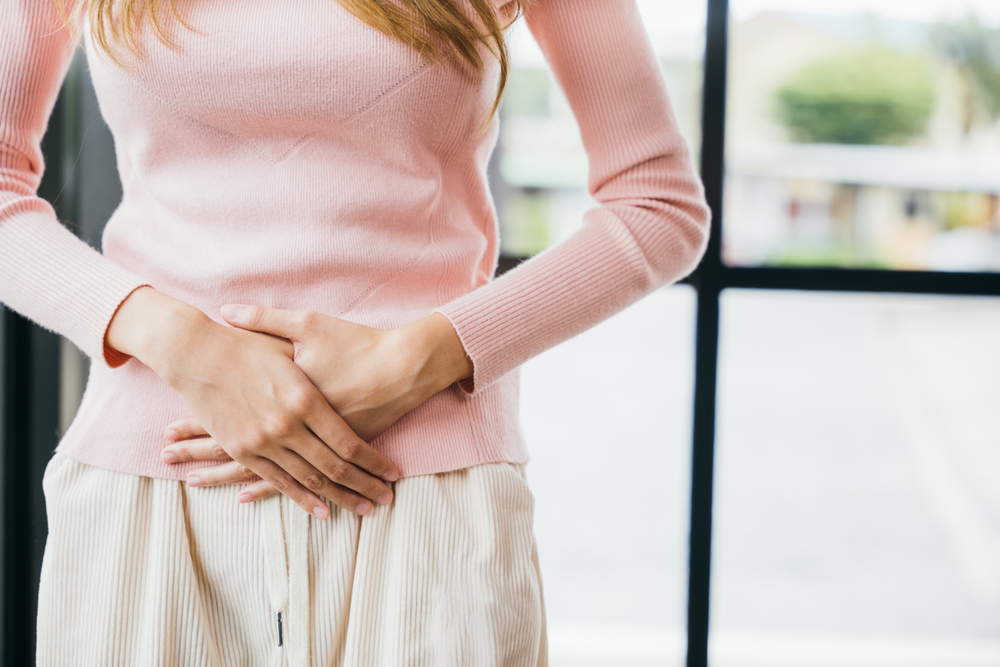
[522,286,696,667]
[724,1,1000,271]
[712,290,1000,666]
[498,0,707,257]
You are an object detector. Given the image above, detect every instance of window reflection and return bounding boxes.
[724,1,1000,272]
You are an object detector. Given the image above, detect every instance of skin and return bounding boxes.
[105,286,474,518]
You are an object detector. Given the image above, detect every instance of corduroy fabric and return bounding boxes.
[37,452,547,666]
[1,0,710,480]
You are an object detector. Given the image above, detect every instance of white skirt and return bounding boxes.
[37,452,547,666]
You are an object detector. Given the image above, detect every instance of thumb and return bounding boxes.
[220,304,298,339]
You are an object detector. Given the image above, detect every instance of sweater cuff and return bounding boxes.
[0,206,150,367]
[431,302,506,396]
[56,255,149,368]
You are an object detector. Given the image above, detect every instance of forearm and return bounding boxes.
[105,288,198,372]
[103,287,283,385]
[397,312,475,398]
[432,0,710,396]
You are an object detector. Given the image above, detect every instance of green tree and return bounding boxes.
[775,47,936,145]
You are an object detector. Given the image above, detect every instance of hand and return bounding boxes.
[161,305,473,502]
[106,287,401,518]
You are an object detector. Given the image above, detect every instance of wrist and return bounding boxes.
[105,287,214,379]
[398,313,473,397]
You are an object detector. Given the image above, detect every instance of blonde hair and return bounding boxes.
[55,0,521,121]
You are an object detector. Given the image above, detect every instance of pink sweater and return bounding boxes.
[1,0,710,480]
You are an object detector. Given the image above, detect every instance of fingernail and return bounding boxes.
[376,491,393,505]
[220,304,244,321]
[313,505,329,519]
[239,492,253,503]
[162,452,178,464]
[164,428,179,440]
[383,469,399,482]
[187,476,202,487]
[355,501,372,516]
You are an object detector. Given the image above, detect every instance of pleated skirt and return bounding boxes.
[36,452,547,666]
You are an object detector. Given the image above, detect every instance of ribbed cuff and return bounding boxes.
[0,204,150,366]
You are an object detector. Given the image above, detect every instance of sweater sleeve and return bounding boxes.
[1,1,149,366]
[434,0,712,395]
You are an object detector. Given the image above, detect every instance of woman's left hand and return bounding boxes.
[162,305,473,501]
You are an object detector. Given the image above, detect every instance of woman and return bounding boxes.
[2,0,709,664]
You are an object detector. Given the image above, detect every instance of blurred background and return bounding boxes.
[500,1,1000,665]
[2,0,1000,666]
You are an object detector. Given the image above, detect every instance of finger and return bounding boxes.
[162,437,230,464]
[164,417,209,441]
[234,455,332,519]
[270,447,374,517]
[238,465,368,516]
[187,460,261,486]
[237,479,280,503]
[294,434,394,505]
[220,303,304,340]
[306,408,400,483]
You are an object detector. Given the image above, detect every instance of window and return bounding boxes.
[724,0,1000,272]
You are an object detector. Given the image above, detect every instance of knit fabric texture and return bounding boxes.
[1,0,710,479]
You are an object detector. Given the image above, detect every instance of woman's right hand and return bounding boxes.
[105,287,400,518]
